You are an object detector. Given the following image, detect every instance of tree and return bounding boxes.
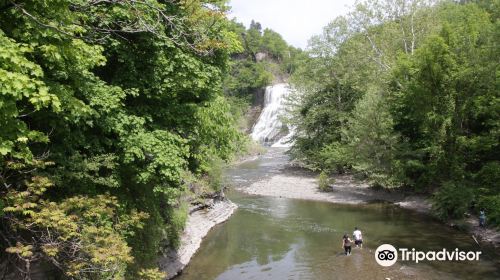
[244,20,263,61]
[345,90,401,186]
[0,0,245,277]
[390,3,499,217]
[261,28,288,61]
[290,0,500,224]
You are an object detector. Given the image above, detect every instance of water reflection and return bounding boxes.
[178,194,500,280]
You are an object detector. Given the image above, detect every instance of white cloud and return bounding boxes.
[228,0,355,49]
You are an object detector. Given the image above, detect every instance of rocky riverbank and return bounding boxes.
[158,199,237,279]
[238,173,432,212]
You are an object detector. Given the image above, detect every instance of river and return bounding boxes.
[176,148,500,280]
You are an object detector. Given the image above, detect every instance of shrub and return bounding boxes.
[318,171,332,192]
[138,268,167,280]
[207,157,225,192]
[475,161,500,193]
[477,195,500,228]
[166,202,189,249]
[3,177,148,279]
[432,181,474,220]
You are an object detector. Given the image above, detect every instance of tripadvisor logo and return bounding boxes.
[374,244,482,267]
[375,244,398,266]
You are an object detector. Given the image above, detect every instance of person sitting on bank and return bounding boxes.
[353,227,363,248]
[342,234,352,255]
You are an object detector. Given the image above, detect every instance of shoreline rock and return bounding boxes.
[158,199,237,279]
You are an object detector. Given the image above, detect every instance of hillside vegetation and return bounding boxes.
[223,19,304,133]
[289,0,499,225]
[0,1,245,278]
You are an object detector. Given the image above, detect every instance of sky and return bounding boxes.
[228,0,355,49]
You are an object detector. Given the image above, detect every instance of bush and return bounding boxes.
[3,177,149,279]
[318,142,351,173]
[475,161,500,193]
[207,157,225,192]
[138,268,167,280]
[166,202,189,249]
[318,171,332,192]
[477,195,500,228]
[432,181,474,220]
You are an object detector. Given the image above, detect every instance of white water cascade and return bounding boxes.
[251,83,294,147]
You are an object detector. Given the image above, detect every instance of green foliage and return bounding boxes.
[124,190,165,277]
[224,60,272,95]
[222,19,301,160]
[205,157,225,192]
[288,79,361,171]
[261,29,289,61]
[317,171,332,192]
[138,268,167,280]
[192,96,244,168]
[4,176,148,279]
[477,195,500,228]
[245,20,263,59]
[390,2,498,195]
[432,181,474,220]
[475,162,500,194]
[223,19,302,97]
[317,143,351,173]
[0,0,246,278]
[475,162,500,227]
[345,90,401,187]
[290,0,500,224]
[165,202,189,249]
[391,34,460,189]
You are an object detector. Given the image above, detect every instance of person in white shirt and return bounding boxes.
[353,227,363,248]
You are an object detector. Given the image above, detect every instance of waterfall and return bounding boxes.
[251,83,294,147]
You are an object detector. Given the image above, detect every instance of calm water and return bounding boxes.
[177,149,500,280]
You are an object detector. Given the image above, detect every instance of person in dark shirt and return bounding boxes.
[342,234,352,255]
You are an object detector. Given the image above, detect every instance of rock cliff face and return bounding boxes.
[255,52,268,62]
[158,199,237,279]
[244,87,265,134]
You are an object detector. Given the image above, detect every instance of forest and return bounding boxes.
[0,0,247,279]
[288,0,499,224]
[0,0,498,279]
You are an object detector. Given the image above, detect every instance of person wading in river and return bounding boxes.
[342,234,352,255]
[353,227,363,248]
